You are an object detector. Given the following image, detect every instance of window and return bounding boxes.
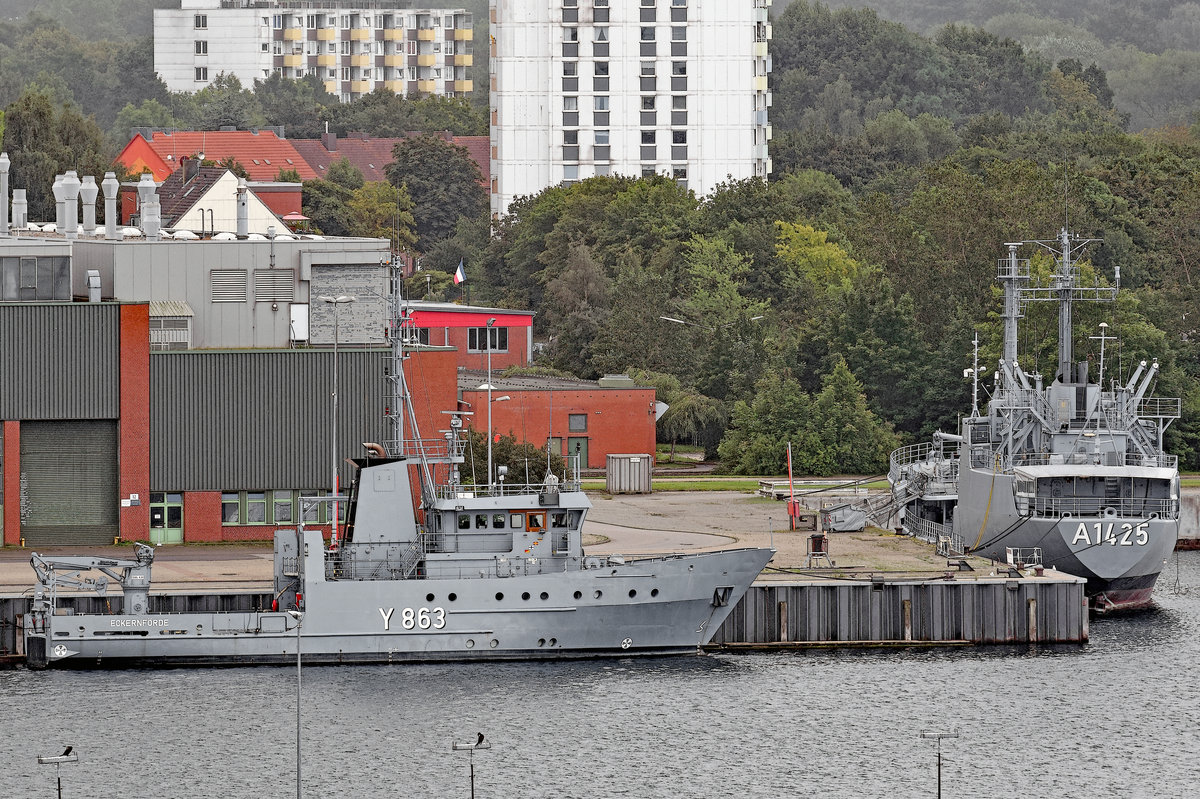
[595,62,609,76]
[194,14,207,29]
[149,493,183,531]
[563,27,578,41]
[594,96,609,110]
[595,130,609,144]
[640,26,655,40]
[221,492,240,524]
[593,27,608,41]
[564,130,579,145]
[273,14,283,29]
[468,327,508,352]
[563,62,578,76]
[595,0,608,5]
[563,96,578,111]
[194,67,208,82]
[671,26,687,40]
[563,165,579,182]
[274,493,294,524]
[246,492,267,524]
[672,61,687,75]
[672,95,687,109]
[492,513,506,529]
[641,61,656,76]
[641,131,656,144]
[642,96,656,110]
[569,414,588,432]
[672,130,687,144]
[195,40,208,55]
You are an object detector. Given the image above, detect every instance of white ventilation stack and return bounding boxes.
[80,176,98,235]
[52,174,65,231]
[61,171,81,239]
[101,172,119,240]
[86,269,102,302]
[137,173,160,241]
[12,189,27,229]
[236,177,249,237]
[0,151,9,236]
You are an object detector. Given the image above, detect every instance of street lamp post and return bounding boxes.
[287,610,304,799]
[484,317,496,488]
[451,733,492,799]
[319,295,356,547]
[919,730,958,799]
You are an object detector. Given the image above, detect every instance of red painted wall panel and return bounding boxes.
[2,421,19,546]
[118,305,151,543]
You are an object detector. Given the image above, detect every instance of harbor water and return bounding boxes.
[2,551,1198,799]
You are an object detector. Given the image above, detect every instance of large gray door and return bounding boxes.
[19,421,118,545]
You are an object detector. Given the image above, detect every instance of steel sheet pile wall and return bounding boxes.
[711,579,1088,646]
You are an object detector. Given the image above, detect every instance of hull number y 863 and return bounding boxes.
[1071,522,1149,547]
[380,607,446,631]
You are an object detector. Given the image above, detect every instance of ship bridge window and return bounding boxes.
[492,513,505,528]
[509,513,525,530]
[527,512,546,532]
[475,513,489,528]
[458,514,471,530]
[551,512,569,529]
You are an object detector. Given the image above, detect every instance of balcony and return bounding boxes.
[753,75,768,92]
[383,29,404,41]
[417,28,436,41]
[454,79,472,92]
[417,79,438,92]
[453,54,473,67]
[384,80,405,92]
[317,54,335,66]
[384,54,405,67]
[317,28,336,41]
[753,41,768,58]
[351,53,371,67]
[283,53,303,67]
[417,53,437,66]
[350,79,372,93]
[283,28,303,41]
[350,27,371,40]
[324,80,338,94]
[454,28,472,41]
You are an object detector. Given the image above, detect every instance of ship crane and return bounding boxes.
[30,544,155,615]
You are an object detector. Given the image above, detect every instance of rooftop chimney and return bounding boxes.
[236,177,249,237]
[52,174,66,231]
[101,172,119,240]
[321,131,338,152]
[137,173,160,241]
[0,151,9,236]
[80,176,99,235]
[61,171,81,239]
[12,189,27,230]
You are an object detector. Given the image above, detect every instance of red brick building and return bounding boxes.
[458,372,657,470]
[405,301,533,371]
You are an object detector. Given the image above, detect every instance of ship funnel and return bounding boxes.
[0,151,9,236]
[101,172,119,240]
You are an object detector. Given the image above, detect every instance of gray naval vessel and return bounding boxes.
[889,229,1179,612]
[23,270,773,669]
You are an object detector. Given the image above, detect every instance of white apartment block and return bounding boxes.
[488,0,772,216]
[155,1,474,102]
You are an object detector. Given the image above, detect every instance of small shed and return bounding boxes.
[606,454,652,494]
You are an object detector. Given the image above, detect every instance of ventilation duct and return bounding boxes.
[80,176,98,235]
[137,173,161,241]
[52,174,65,231]
[236,177,249,237]
[86,269,101,302]
[0,151,9,236]
[12,189,26,229]
[101,172,119,240]
[62,171,81,239]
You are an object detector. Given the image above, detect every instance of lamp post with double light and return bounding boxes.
[484,317,496,488]
[286,610,304,799]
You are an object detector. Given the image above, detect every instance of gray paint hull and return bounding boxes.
[30,547,773,668]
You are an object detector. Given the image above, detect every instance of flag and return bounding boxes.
[454,258,466,285]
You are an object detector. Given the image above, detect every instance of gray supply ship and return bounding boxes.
[23,265,773,668]
[888,229,1179,612]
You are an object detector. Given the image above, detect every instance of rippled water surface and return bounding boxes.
[3,553,1199,798]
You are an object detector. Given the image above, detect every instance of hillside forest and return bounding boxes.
[2,1,1200,474]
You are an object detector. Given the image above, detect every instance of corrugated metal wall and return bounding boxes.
[0,303,120,419]
[18,420,118,546]
[150,349,389,490]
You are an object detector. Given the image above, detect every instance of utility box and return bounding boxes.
[606,454,652,494]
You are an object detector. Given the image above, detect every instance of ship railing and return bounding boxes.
[1138,397,1182,419]
[395,436,464,462]
[432,478,582,500]
[888,441,959,484]
[1005,452,1177,469]
[1018,496,1179,520]
[1006,547,1042,568]
[905,515,950,546]
[326,538,428,581]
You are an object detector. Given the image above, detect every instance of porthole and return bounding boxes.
[540,591,549,601]
[629,589,637,598]
[465,638,475,648]
[426,593,435,602]
[489,639,499,648]
[650,588,659,597]
[522,592,531,601]
[548,637,557,646]
[573,590,582,600]
[495,592,504,601]
[448,592,457,602]
[537,638,546,647]
[593,590,602,599]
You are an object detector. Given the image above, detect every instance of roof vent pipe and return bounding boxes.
[236,177,249,237]
[12,189,26,230]
[61,171,81,239]
[79,176,99,235]
[52,174,66,231]
[0,151,9,236]
[86,269,102,303]
[137,173,159,241]
[101,172,119,240]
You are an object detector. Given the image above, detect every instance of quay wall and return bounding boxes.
[709,578,1089,647]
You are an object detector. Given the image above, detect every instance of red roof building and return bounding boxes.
[291,132,490,186]
[116,130,318,183]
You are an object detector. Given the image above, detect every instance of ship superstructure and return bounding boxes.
[890,229,1179,611]
[23,259,772,668]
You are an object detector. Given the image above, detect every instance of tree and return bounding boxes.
[193,72,265,130]
[217,156,249,179]
[276,167,301,183]
[110,98,181,145]
[252,73,336,139]
[459,430,566,486]
[346,181,417,252]
[326,156,364,190]
[302,179,355,237]
[385,135,486,251]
